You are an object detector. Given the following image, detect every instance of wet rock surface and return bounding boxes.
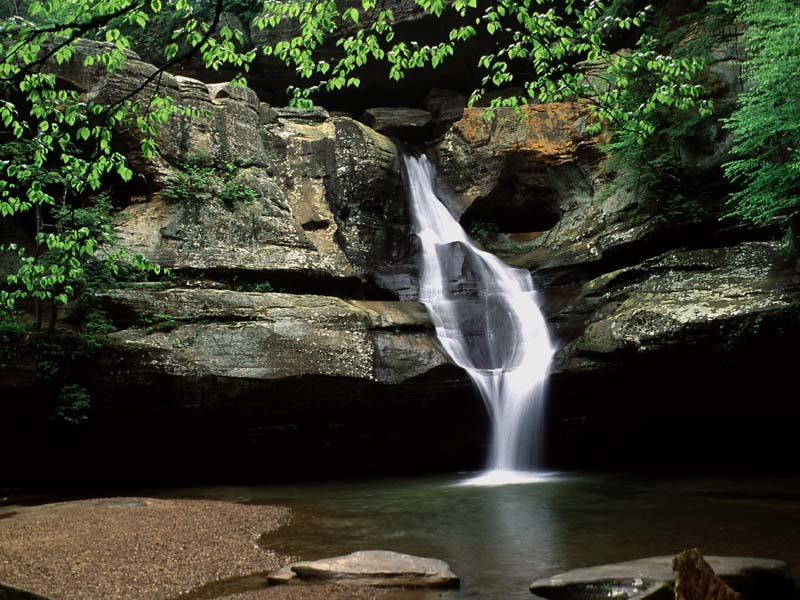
[543,238,800,469]
[423,88,466,131]
[1,282,480,483]
[269,550,459,589]
[325,117,411,297]
[674,549,743,600]
[628,582,674,600]
[436,103,592,216]
[529,555,795,600]
[112,98,407,292]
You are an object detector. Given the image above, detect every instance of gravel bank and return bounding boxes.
[0,497,290,599]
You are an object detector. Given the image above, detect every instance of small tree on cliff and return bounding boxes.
[0,0,251,326]
[0,0,734,322]
[720,0,800,265]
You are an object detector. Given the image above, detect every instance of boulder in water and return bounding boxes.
[268,550,459,588]
[529,554,795,600]
[674,549,742,600]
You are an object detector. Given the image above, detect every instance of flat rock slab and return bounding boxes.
[362,108,432,132]
[629,582,675,600]
[266,565,299,585]
[529,555,795,600]
[269,550,459,589]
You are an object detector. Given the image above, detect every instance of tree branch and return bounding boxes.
[1,1,145,80]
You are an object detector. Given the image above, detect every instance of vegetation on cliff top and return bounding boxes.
[722,0,800,234]
[0,0,798,322]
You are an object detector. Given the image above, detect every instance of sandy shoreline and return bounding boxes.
[0,497,392,600]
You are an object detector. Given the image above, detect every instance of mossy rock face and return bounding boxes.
[99,288,445,384]
[554,241,800,371]
[113,109,406,291]
[36,39,411,296]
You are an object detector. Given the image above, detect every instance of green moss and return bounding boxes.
[140,311,177,333]
[54,384,91,425]
[234,281,274,293]
[165,155,258,209]
[0,310,27,361]
[467,220,499,241]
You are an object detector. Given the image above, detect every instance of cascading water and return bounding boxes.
[402,153,555,486]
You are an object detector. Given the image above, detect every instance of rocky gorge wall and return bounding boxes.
[2,38,799,484]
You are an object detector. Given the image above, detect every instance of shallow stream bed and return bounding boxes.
[161,472,800,599]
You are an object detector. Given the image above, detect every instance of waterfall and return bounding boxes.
[402,153,554,486]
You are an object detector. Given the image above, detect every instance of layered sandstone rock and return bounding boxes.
[3,26,800,480]
[96,288,446,383]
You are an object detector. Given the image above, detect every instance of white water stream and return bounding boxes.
[403,154,555,486]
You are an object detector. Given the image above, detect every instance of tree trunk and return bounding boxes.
[34,205,43,331]
[791,214,800,273]
[34,300,43,330]
[47,301,58,333]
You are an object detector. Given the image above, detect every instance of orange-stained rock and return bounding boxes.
[450,102,591,165]
[434,101,598,226]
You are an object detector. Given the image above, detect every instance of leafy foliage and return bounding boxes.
[121,0,261,66]
[468,219,500,241]
[0,0,256,321]
[165,156,258,208]
[596,2,730,204]
[721,0,800,226]
[0,0,790,334]
[54,383,92,424]
[0,308,26,360]
[232,278,274,293]
[0,192,150,312]
[140,311,177,332]
[248,0,714,140]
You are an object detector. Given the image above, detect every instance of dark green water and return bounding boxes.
[163,472,800,599]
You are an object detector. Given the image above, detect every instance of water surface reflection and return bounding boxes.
[163,473,800,599]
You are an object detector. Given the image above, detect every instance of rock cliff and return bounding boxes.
[431,51,800,467]
[2,36,799,482]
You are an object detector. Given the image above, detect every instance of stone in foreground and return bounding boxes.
[265,565,298,585]
[269,550,459,589]
[529,555,795,600]
[674,549,742,600]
